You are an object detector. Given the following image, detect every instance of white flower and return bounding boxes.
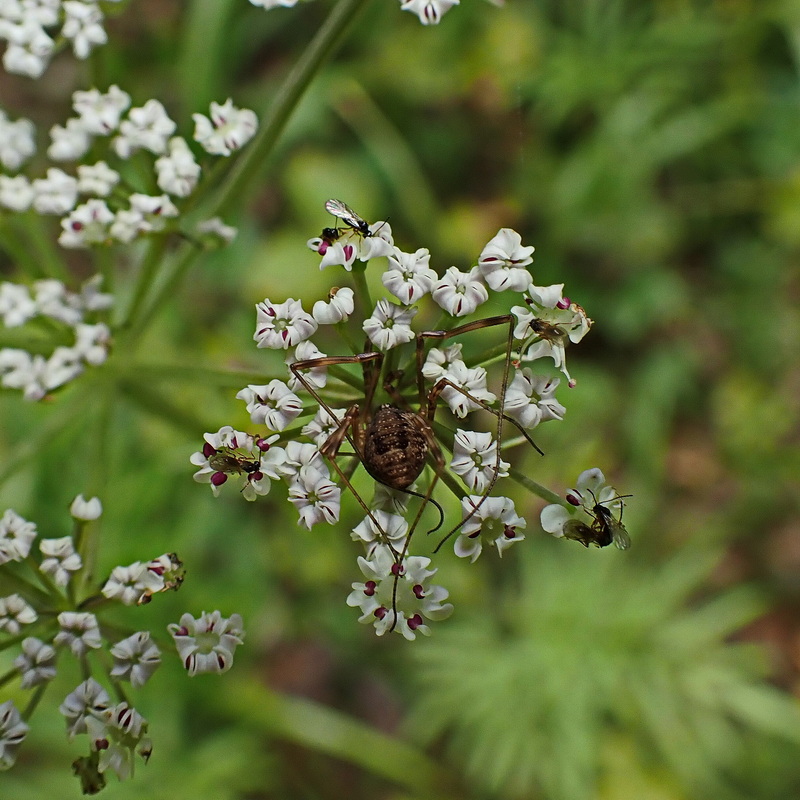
[431,266,488,317]
[59,678,110,739]
[310,238,359,271]
[504,369,565,429]
[454,496,526,562]
[421,342,463,382]
[58,199,115,248]
[195,216,237,243]
[312,287,354,324]
[0,700,29,771]
[192,99,257,156]
[236,380,303,431]
[44,346,83,390]
[76,161,120,196]
[73,85,131,135]
[0,594,37,634]
[280,441,326,480]
[110,632,161,688]
[113,99,176,158]
[431,360,496,418]
[288,466,341,528]
[249,0,299,7]
[14,637,57,689]
[155,136,201,197]
[47,117,91,161]
[101,562,160,606]
[351,511,409,554]
[0,349,49,400]
[39,536,82,586]
[70,494,103,520]
[301,406,345,447]
[2,20,54,78]
[0,282,36,327]
[0,110,35,170]
[72,323,111,365]
[382,247,437,305]
[0,175,34,211]
[128,192,179,229]
[362,299,417,351]
[511,283,592,387]
[254,297,317,350]
[84,702,151,781]
[346,545,453,640]
[356,220,395,260]
[33,278,81,324]
[54,611,102,657]
[400,0,460,24]
[477,228,534,292]
[0,509,37,564]
[286,340,327,392]
[32,168,78,215]
[168,610,245,676]
[309,221,394,270]
[109,208,145,243]
[450,429,509,493]
[62,1,107,59]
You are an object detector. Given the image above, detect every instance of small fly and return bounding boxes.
[324,199,373,238]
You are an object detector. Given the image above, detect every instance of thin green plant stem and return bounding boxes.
[125,0,373,341]
[207,0,374,219]
[22,682,49,720]
[0,218,44,276]
[351,266,372,318]
[508,466,569,507]
[120,234,169,330]
[20,212,70,282]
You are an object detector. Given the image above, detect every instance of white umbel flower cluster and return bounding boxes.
[192,204,599,638]
[247,0,461,26]
[0,87,257,250]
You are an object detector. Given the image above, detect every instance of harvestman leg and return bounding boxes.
[290,352,405,557]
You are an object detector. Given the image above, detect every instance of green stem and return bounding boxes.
[119,234,169,331]
[350,267,372,319]
[22,682,49,720]
[21,212,70,282]
[206,0,374,219]
[508,467,569,507]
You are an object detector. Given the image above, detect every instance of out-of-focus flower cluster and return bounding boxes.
[248,0,461,26]
[0,0,126,78]
[192,211,600,640]
[0,274,112,401]
[0,88,256,249]
[0,497,245,785]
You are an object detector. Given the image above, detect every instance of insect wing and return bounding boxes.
[610,519,631,550]
[325,198,370,236]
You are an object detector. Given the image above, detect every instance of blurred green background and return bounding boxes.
[2,0,800,797]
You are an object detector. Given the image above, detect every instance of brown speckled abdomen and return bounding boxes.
[363,405,428,489]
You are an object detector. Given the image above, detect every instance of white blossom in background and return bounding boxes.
[47,117,91,161]
[113,99,176,158]
[76,161,120,196]
[249,0,300,8]
[84,702,152,781]
[362,299,417,350]
[2,20,54,78]
[0,509,37,564]
[455,495,526,562]
[0,175,34,211]
[0,282,36,327]
[0,700,29,770]
[14,637,57,689]
[400,0,460,25]
[59,678,110,739]
[101,562,158,606]
[432,266,488,317]
[70,494,103,521]
[504,369,565,429]
[0,109,36,170]
[61,0,107,59]
[73,85,131,134]
[59,199,115,248]
[168,610,244,676]
[155,137,201,197]
[196,216,237,243]
[346,545,453,640]
[54,611,102,657]
[0,594,37,634]
[110,632,161,688]
[192,98,257,156]
[31,168,78,215]
[286,340,328,392]
[39,536,82,586]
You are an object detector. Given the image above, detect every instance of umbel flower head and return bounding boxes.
[190,202,615,638]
